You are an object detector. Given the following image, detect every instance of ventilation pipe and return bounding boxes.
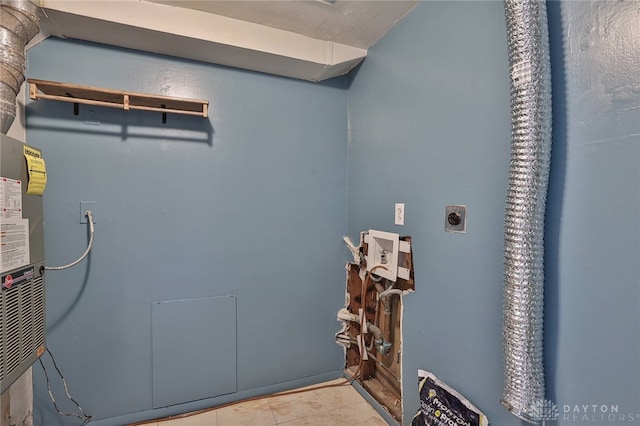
[501,0,552,423]
[0,0,40,134]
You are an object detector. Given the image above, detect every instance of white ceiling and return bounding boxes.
[148,0,418,49]
[39,0,418,82]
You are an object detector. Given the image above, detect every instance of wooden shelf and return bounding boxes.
[28,79,208,119]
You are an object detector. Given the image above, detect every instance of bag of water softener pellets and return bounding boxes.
[411,369,490,426]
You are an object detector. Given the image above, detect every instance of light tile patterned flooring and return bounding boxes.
[146,379,390,426]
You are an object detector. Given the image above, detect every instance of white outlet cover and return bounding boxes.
[366,229,399,282]
[395,203,405,225]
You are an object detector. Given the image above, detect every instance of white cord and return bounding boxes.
[45,211,95,271]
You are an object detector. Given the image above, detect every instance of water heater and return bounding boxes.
[0,134,46,394]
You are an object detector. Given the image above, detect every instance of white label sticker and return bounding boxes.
[0,177,23,219]
[511,60,533,87]
[1,219,30,273]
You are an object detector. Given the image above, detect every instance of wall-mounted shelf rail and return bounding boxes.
[28,79,209,122]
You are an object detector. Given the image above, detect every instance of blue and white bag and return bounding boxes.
[411,369,490,426]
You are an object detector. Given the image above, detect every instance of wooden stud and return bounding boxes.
[29,82,37,100]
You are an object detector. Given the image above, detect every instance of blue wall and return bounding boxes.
[545,1,640,423]
[347,2,515,424]
[27,38,348,425]
[348,1,640,425]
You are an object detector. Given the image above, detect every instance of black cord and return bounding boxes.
[38,348,93,424]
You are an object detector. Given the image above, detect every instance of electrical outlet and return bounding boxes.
[80,201,96,223]
[395,203,405,225]
[445,205,466,233]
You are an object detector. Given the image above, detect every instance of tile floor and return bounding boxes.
[144,379,390,426]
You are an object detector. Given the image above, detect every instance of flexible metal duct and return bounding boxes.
[501,0,552,423]
[0,0,40,134]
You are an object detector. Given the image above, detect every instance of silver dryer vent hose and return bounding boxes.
[0,0,40,134]
[501,0,552,423]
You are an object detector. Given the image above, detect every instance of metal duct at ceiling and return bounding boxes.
[501,0,552,423]
[0,0,40,134]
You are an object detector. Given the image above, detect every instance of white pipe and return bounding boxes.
[337,308,382,339]
[378,288,403,299]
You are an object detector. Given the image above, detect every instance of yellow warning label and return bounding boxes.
[24,146,47,196]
